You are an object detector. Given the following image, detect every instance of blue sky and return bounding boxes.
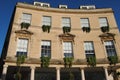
[0,0,120,57]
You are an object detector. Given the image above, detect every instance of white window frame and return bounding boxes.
[80,18,90,28]
[62,17,71,27]
[16,38,28,57]
[63,41,73,57]
[21,13,32,24]
[41,40,51,57]
[42,16,51,26]
[84,41,95,58]
[99,17,108,27]
[104,40,116,57]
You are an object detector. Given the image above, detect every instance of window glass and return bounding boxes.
[99,17,108,27]
[21,13,32,23]
[62,17,71,27]
[16,38,28,57]
[84,41,95,58]
[104,40,116,56]
[41,40,51,57]
[63,42,73,57]
[80,18,89,27]
[42,16,51,26]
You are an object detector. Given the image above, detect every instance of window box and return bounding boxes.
[87,56,96,67]
[20,22,30,29]
[63,26,71,33]
[42,25,51,33]
[63,57,74,68]
[82,27,91,33]
[41,57,50,68]
[101,26,109,33]
[108,56,118,65]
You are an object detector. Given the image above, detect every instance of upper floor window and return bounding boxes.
[16,38,28,57]
[104,40,116,56]
[21,13,32,24]
[84,41,95,58]
[99,17,108,27]
[62,17,71,27]
[63,42,73,57]
[80,18,90,27]
[42,16,51,26]
[41,40,51,57]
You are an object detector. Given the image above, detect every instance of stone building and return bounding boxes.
[1,2,120,80]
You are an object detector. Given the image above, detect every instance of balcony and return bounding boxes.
[4,56,120,67]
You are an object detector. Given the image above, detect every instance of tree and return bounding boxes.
[14,55,25,80]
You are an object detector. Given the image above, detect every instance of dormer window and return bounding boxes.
[80,5,96,9]
[34,2,50,7]
[59,5,67,9]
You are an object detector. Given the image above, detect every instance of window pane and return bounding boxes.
[104,40,116,56]
[16,38,28,57]
[80,18,89,27]
[99,17,108,27]
[41,40,51,57]
[62,18,71,27]
[21,13,32,23]
[42,16,51,26]
[84,42,95,58]
[63,42,73,57]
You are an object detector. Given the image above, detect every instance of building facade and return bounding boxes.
[1,2,120,80]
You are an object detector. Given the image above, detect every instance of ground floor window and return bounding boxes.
[6,66,30,80]
[85,67,106,80]
[35,68,56,80]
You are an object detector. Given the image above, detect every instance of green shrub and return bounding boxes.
[82,27,91,33]
[87,57,96,67]
[42,25,51,33]
[41,57,50,68]
[108,56,118,65]
[20,22,30,29]
[101,26,109,33]
[63,57,74,68]
[63,26,71,33]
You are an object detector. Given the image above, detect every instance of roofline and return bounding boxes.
[16,2,114,14]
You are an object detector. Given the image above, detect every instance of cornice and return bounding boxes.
[16,2,113,14]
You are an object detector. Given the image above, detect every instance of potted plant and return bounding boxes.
[15,55,25,80]
[20,22,30,29]
[63,26,71,33]
[41,56,50,68]
[42,25,51,33]
[87,56,96,67]
[63,57,74,68]
[82,27,91,33]
[101,26,109,33]
[108,56,118,65]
